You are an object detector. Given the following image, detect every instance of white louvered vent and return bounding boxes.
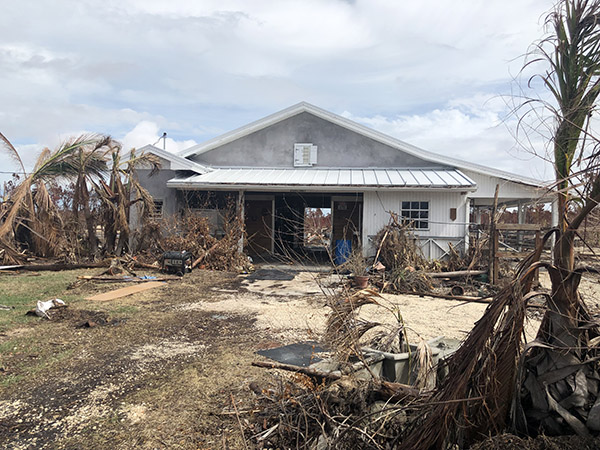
[293,143,317,167]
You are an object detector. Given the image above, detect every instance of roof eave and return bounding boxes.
[138,144,210,174]
[165,181,477,192]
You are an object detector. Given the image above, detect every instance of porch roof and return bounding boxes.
[166,167,476,191]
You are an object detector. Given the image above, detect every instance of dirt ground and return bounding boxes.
[1,265,600,449]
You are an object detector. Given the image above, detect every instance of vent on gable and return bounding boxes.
[293,143,317,167]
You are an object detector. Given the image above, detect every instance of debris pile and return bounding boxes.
[138,209,251,272]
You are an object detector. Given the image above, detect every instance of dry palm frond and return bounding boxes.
[367,322,405,353]
[0,235,23,264]
[399,232,552,449]
[325,289,383,360]
[0,132,26,175]
[388,268,433,293]
[414,339,435,391]
[30,182,67,257]
[0,178,33,239]
[374,216,428,271]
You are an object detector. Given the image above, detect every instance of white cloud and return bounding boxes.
[0,0,560,182]
[122,121,197,153]
[342,93,554,180]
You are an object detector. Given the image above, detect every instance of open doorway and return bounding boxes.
[303,207,332,249]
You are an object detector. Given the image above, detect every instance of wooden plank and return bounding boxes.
[0,265,24,270]
[493,229,499,284]
[495,223,541,231]
[496,251,532,258]
[85,281,165,301]
[427,270,487,279]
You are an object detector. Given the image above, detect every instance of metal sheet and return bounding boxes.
[168,168,476,188]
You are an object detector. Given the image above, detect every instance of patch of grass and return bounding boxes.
[0,332,75,388]
[0,374,24,388]
[109,305,140,315]
[0,270,85,332]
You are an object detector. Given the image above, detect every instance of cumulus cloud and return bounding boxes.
[0,0,558,182]
[122,121,197,153]
[342,93,554,180]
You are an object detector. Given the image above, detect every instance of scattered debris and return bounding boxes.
[85,281,166,301]
[34,298,66,319]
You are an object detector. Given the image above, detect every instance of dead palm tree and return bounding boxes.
[96,146,160,255]
[399,2,600,447]
[0,134,112,260]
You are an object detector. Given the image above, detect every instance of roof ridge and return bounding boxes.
[177,102,546,188]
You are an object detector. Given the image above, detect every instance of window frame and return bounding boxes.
[400,200,430,230]
[150,199,164,220]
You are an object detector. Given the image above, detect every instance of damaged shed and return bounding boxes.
[133,102,548,260]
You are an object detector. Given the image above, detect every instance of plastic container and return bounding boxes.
[334,239,352,265]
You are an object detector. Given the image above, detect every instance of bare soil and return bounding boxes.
[1,266,599,449]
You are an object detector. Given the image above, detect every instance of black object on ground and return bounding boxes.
[257,341,327,367]
[246,268,295,282]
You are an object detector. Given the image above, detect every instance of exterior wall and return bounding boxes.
[191,112,448,169]
[130,157,179,230]
[362,190,469,260]
[463,170,545,205]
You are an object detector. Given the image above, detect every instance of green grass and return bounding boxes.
[0,271,84,332]
[109,305,140,315]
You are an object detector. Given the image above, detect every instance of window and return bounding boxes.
[150,199,163,220]
[401,201,429,229]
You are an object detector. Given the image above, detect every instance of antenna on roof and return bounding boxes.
[153,132,168,150]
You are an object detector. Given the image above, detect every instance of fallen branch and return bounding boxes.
[426,270,487,279]
[192,242,219,269]
[401,290,547,309]
[251,360,420,401]
[399,291,493,303]
[13,262,105,271]
[132,261,160,270]
[77,275,180,282]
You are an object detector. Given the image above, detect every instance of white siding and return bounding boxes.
[362,191,469,260]
[463,170,546,203]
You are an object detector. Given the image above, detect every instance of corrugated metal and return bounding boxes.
[167,168,476,189]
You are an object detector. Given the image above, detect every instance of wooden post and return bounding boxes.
[489,184,500,285]
[238,190,245,254]
[493,228,499,284]
[534,229,542,284]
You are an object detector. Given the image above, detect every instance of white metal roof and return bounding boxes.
[166,167,476,191]
[137,144,209,174]
[177,102,545,188]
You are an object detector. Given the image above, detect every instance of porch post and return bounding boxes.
[517,201,525,224]
[517,201,525,250]
[238,190,245,253]
[464,197,471,254]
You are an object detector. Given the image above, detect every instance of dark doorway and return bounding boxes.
[332,199,362,250]
[245,198,273,257]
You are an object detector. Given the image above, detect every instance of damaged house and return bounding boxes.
[134,102,547,260]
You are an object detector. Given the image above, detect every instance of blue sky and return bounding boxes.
[0,0,556,183]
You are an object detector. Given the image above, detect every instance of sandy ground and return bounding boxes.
[2,265,599,449]
[192,268,542,344]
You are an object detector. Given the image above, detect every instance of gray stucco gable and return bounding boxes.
[189,112,447,169]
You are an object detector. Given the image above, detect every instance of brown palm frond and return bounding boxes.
[0,177,33,239]
[0,132,26,175]
[127,148,161,176]
[325,289,384,360]
[414,339,435,391]
[400,278,527,449]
